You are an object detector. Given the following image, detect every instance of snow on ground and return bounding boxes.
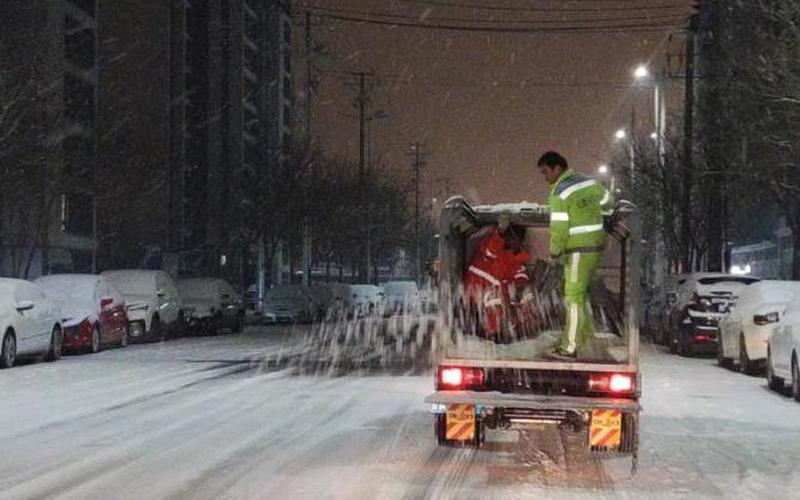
[0,326,798,499]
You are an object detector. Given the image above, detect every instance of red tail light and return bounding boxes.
[694,334,710,342]
[437,366,484,390]
[588,373,634,394]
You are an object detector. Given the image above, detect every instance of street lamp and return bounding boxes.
[633,64,650,81]
[650,132,658,140]
[615,129,627,141]
[598,164,609,175]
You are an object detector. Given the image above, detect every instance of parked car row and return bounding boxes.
[250,280,432,324]
[655,272,800,402]
[0,271,245,369]
[656,273,760,356]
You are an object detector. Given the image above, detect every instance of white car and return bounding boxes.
[719,280,800,374]
[767,305,800,401]
[0,278,63,368]
[349,284,384,317]
[263,284,323,324]
[382,281,421,316]
[101,270,183,341]
[177,278,244,334]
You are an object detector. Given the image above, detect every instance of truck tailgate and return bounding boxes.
[426,390,640,412]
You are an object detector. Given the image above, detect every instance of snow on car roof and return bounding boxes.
[34,274,99,311]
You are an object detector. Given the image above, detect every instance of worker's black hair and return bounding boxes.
[537,151,568,171]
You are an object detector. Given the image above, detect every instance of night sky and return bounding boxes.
[303,0,695,205]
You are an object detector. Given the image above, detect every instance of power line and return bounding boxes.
[300,5,690,26]
[303,12,687,34]
[325,72,636,90]
[392,0,692,14]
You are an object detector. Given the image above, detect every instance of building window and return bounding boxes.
[63,75,96,129]
[283,20,291,44]
[64,27,96,71]
[70,0,96,17]
[62,192,94,237]
[283,76,291,100]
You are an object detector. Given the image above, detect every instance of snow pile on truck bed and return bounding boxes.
[444,331,627,363]
[472,202,546,214]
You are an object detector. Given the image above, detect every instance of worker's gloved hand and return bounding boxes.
[498,214,511,233]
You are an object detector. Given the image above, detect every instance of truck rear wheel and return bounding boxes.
[434,414,483,448]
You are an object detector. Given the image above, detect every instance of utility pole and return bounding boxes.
[682,14,697,272]
[301,12,313,286]
[410,143,425,285]
[358,72,367,178]
[628,106,636,188]
[305,12,312,140]
[354,71,371,282]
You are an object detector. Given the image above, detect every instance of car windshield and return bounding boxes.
[266,286,306,301]
[177,280,218,300]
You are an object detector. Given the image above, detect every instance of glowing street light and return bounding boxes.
[650,132,658,140]
[634,64,649,81]
[598,164,609,175]
[614,128,627,141]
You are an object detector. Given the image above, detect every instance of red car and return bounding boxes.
[34,274,129,353]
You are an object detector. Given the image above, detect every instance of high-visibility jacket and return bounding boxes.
[464,229,531,337]
[547,169,614,258]
[465,229,530,290]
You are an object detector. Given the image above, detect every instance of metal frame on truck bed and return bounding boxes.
[425,196,642,474]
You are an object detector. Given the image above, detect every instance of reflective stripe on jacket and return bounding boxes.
[547,169,614,257]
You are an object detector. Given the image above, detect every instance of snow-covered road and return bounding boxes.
[0,327,798,499]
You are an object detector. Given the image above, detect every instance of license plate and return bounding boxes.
[589,409,622,449]
[445,404,475,441]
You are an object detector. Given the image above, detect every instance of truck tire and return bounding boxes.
[434,414,483,448]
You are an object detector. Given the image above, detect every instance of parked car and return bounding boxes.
[34,274,129,353]
[348,284,384,317]
[0,278,62,368]
[177,278,244,334]
[665,273,760,355]
[263,284,323,324]
[382,281,421,316]
[311,283,352,320]
[767,305,800,401]
[101,270,184,342]
[719,280,800,374]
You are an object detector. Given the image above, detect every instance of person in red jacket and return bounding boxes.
[463,214,532,341]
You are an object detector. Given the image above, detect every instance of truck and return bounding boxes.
[425,197,642,474]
